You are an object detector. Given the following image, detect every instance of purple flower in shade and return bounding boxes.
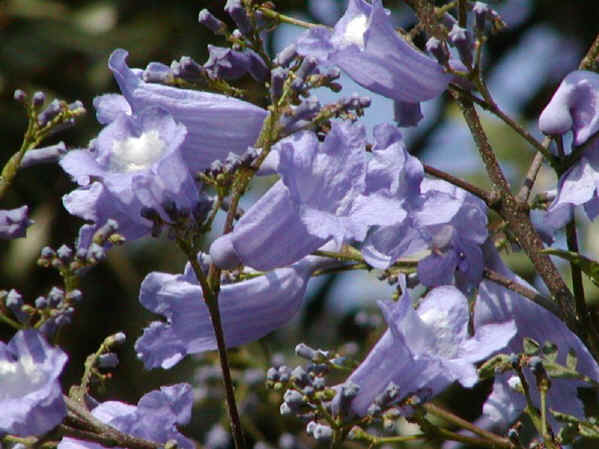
[475,243,599,428]
[296,0,450,125]
[204,45,268,82]
[343,279,516,416]
[538,71,599,228]
[61,106,205,241]
[58,384,193,449]
[210,121,408,271]
[0,205,33,239]
[0,330,68,436]
[99,49,267,173]
[416,179,488,292]
[363,175,487,292]
[135,253,337,369]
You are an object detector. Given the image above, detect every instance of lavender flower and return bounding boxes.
[538,71,599,227]
[210,121,407,271]
[58,384,194,449]
[96,49,267,172]
[344,279,516,416]
[475,243,599,428]
[296,0,450,124]
[61,106,205,240]
[136,253,337,369]
[0,330,67,436]
[539,70,599,146]
[0,205,33,239]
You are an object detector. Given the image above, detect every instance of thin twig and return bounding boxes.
[516,148,548,203]
[483,268,560,317]
[579,32,599,71]
[423,164,493,205]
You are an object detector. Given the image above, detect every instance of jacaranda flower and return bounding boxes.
[136,253,339,369]
[58,384,194,449]
[102,49,267,172]
[475,242,599,428]
[343,279,516,416]
[0,330,68,436]
[296,0,450,124]
[210,121,408,271]
[61,106,206,240]
[539,70,599,228]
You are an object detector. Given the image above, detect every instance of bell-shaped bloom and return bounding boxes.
[210,121,407,271]
[475,243,599,428]
[539,70,599,146]
[544,134,599,225]
[58,384,194,449]
[344,281,516,416]
[0,205,32,239]
[0,330,68,436]
[296,0,450,123]
[61,107,207,240]
[363,176,487,292]
[538,71,599,227]
[102,49,267,172]
[135,253,337,369]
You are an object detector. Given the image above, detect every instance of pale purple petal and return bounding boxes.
[108,49,267,172]
[0,330,67,436]
[539,70,599,146]
[136,256,331,369]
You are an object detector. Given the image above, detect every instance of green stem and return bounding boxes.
[423,403,513,447]
[257,6,321,29]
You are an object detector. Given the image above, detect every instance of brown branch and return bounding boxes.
[423,164,493,205]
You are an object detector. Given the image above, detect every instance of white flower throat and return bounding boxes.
[0,355,46,399]
[343,15,368,48]
[110,130,167,172]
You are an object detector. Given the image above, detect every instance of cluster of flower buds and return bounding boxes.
[0,285,83,336]
[14,89,86,136]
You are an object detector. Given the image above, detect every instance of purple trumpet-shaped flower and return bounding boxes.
[135,253,337,369]
[475,243,599,428]
[0,205,33,239]
[363,174,486,292]
[209,121,407,271]
[0,330,68,436]
[296,0,450,124]
[61,106,206,241]
[58,384,194,449]
[94,49,267,172]
[539,70,599,146]
[538,71,599,227]
[344,279,516,416]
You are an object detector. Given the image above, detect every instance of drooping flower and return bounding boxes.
[136,253,338,369]
[296,0,450,125]
[210,121,409,271]
[102,49,267,172]
[475,243,599,428]
[0,205,33,239]
[58,384,194,449]
[61,106,208,240]
[0,329,68,436]
[538,71,599,228]
[344,279,516,416]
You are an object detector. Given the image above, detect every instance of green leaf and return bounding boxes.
[523,337,541,355]
[566,348,579,371]
[542,248,599,287]
[478,354,512,379]
[542,341,559,362]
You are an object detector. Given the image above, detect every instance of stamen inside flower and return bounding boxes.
[110,130,166,172]
[0,355,46,398]
[343,15,368,49]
